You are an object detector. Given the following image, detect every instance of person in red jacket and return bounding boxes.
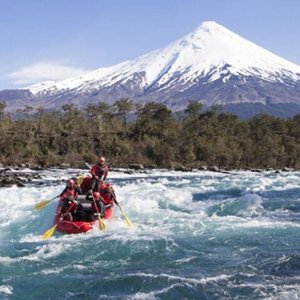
[100,182,115,207]
[59,179,80,221]
[90,156,109,193]
[90,183,116,219]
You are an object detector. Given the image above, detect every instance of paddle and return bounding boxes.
[76,175,84,186]
[115,201,133,227]
[91,192,106,231]
[85,162,92,169]
[35,175,84,210]
[42,224,58,240]
[34,195,60,210]
[41,204,74,240]
[110,189,133,228]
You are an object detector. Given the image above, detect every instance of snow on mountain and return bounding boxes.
[28,21,300,97]
[2,21,300,116]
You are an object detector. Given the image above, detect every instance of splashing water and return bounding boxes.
[0,169,300,299]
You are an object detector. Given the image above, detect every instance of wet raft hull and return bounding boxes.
[54,176,113,234]
[54,202,113,234]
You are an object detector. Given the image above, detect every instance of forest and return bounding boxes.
[0,99,300,170]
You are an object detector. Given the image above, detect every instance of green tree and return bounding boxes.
[113,98,134,130]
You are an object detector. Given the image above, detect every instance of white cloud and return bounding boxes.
[7,62,90,85]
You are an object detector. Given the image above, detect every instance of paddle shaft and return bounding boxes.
[110,191,124,216]
[109,190,132,227]
[91,192,100,215]
[91,192,105,230]
[42,202,75,240]
[35,194,60,210]
[115,202,127,219]
[51,195,60,201]
[59,202,75,221]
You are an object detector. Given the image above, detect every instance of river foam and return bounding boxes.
[0,169,300,299]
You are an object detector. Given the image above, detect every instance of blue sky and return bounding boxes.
[1,0,299,90]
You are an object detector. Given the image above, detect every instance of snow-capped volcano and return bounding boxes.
[2,21,300,115]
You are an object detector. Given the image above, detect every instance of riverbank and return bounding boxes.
[0,163,297,188]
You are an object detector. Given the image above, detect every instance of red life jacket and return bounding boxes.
[91,164,109,181]
[100,183,114,205]
[60,187,77,200]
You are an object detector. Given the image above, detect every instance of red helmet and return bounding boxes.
[67,179,75,186]
[93,192,101,200]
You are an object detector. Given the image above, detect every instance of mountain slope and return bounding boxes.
[2,21,300,114]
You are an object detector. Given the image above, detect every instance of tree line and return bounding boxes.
[0,99,299,169]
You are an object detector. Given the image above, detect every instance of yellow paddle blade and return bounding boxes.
[98,216,106,231]
[123,214,133,228]
[117,205,133,228]
[42,224,57,240]
[34,200,50,210]
[77,175,84,185]
[98,218,106,231]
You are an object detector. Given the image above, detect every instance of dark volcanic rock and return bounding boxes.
[207,166,221,172]
[174,166,192,172]
[128,164,144,170]
[0,168,35,187]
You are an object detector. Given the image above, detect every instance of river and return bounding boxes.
[0,168,300,299]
